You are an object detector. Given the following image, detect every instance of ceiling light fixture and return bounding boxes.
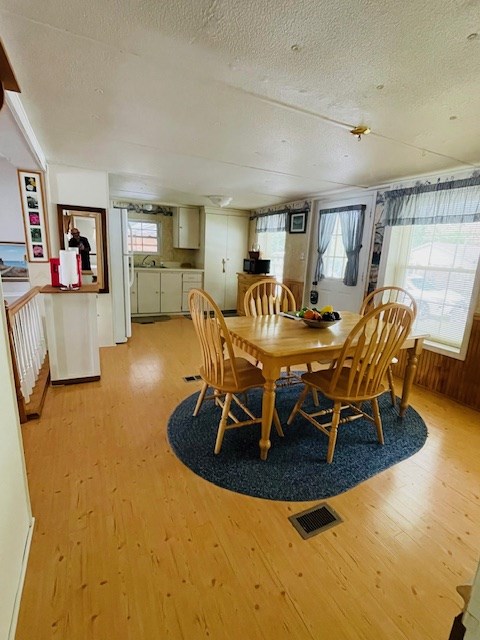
[207,195,232,207]
[350,125,371,141]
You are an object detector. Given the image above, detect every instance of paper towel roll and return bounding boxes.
[59,249,79,288]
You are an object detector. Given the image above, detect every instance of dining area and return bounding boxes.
[224,306,424,461]
[167,280,428,501]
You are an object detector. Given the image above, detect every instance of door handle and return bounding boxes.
[222,258,226,273]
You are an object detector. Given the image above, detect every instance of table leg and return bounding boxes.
[400,340,422,417]
[260,363,280,460]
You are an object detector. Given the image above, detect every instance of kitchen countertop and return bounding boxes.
[134,267,204,272]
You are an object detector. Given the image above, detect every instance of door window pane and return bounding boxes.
[323,217,347,279]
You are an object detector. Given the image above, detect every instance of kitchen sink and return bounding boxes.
[136,264,167,268]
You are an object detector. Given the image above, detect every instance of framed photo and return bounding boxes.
[17,169,50,262]
[289,210,308,234]
[0,242,29,281]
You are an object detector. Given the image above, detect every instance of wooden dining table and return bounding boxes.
[224,312,425,460]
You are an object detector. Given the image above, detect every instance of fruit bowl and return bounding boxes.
[302,318,340,329]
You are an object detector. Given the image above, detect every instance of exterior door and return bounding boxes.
[305,194,375,312]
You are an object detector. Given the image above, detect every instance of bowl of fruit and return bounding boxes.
[296,305,342,328]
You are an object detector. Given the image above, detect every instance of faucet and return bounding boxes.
[141,255,156,267]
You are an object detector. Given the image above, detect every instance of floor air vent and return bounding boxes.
[289,503,342,539]
[183,375,202,382]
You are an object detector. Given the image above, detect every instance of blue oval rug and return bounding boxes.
[167,384,428,501]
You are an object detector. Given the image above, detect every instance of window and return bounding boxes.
[322,216,347,279]
[384,220,480,357]
[257,231,286,281]
[128,221,160,253]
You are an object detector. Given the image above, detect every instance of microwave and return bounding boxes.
[243,258,271,274]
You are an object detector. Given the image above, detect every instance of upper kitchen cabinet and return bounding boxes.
[173,207,200,249]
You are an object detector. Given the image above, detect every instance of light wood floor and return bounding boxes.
[16,317,480,640]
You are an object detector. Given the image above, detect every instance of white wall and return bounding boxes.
[0,280,33,640]
[46,164,114,346]
[0,159,25,241]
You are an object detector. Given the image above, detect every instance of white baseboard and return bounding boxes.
[8,517,35,640]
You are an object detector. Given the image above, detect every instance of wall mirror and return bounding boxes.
[57,204,109,293]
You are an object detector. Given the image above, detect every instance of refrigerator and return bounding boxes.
[108,207,133,343]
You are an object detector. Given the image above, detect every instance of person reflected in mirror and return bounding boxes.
[68,228,91,270]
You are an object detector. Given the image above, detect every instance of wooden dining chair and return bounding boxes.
[243,279,318,402]
[287,302,415,463]
[360,286,417,406]
[188,288,283,454]
[244,279,297,316]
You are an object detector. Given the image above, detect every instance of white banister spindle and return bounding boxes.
[9,291,47,405]
[12,317,30,401]
[32,296,47,362]
[21,306,36,393]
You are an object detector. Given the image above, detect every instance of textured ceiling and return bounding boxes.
[1,0,479,208]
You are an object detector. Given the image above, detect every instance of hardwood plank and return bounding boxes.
[15,317,480,640]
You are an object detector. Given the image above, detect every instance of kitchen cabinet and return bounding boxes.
[132,269,203,315]
[182,272,203,311]
[203,212,249,310]
[160,271,182,313]
[173,207,200,249]
[137,270,161,314]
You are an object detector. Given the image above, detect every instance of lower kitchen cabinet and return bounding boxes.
[137,270,161,314]
[132,269,203,315]
[160,271,182,313]
[182,272,203,311]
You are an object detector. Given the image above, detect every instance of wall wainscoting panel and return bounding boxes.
[393,314,480,411]
[283,279,304,310]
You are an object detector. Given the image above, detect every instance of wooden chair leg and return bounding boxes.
[326,401,341,463]
[213,388,221,407]
[386,365,396,406]
[306,364,319,406]
[287,385,310,425]
[371,397,384,445]
[193,381,208,416]
[215,393,232,454]
[273,408,284,437]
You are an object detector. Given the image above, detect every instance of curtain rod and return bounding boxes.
[250,206,309,220]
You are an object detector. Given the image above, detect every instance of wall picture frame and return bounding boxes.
[17,169,50,262]
[0,242,29,281]
[288,210,308,234]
